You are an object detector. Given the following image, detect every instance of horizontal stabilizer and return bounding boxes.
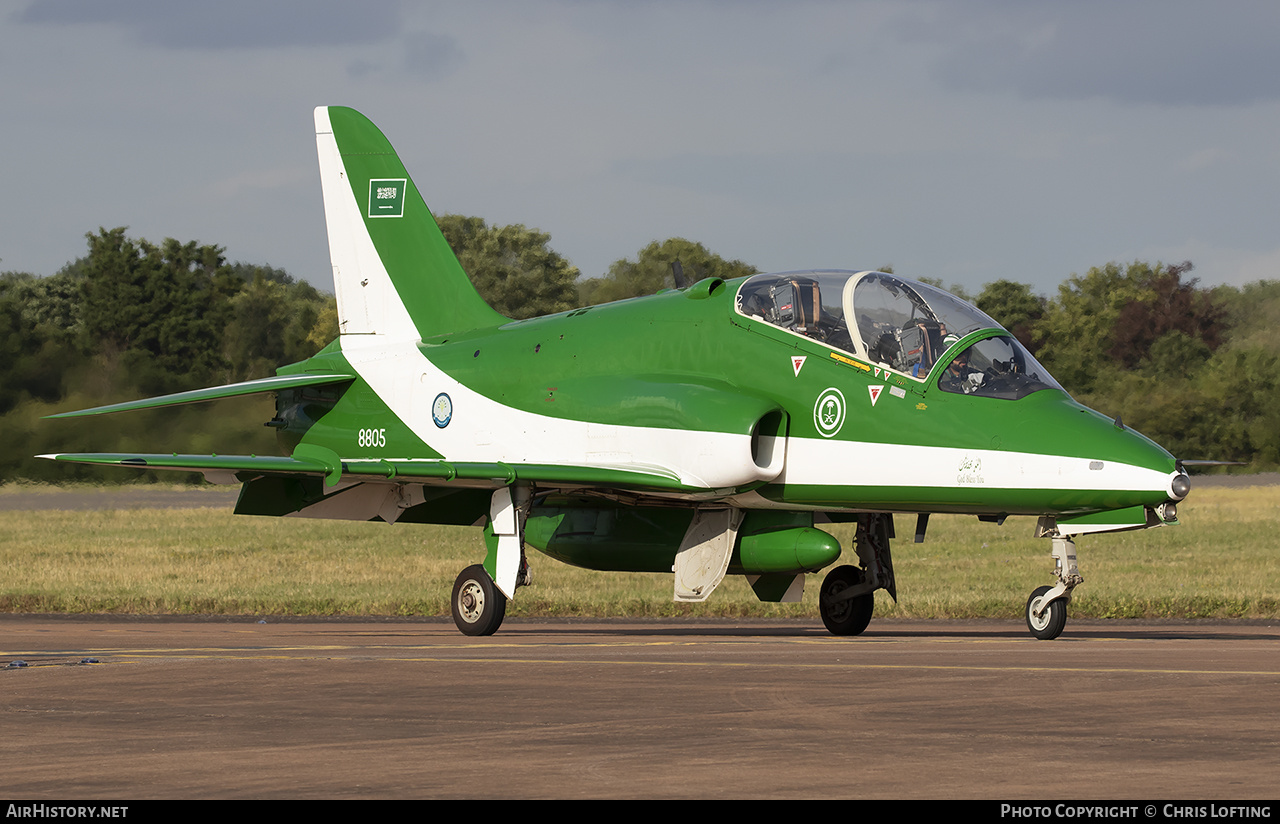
[44,373,356,419]
[37,452,336,482]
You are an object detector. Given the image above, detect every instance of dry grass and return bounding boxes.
[0,484,1275,619]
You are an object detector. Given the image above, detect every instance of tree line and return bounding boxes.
[2,221,1275,482]
[973,263,1279,469]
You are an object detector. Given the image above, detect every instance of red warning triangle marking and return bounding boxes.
[868,385,883,406]
[792,356,806,377]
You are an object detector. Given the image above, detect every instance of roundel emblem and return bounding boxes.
[432,392,453,428]
[813,387,846,438]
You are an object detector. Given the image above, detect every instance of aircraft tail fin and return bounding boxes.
[314,106,506,339]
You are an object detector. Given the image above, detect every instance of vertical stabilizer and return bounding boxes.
[314,106,507,339]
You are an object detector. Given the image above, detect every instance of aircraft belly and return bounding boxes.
[278,480,411,522]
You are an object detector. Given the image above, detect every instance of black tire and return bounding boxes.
[1025,585,1067,640]
[451,564,507,637]
[820,565,874,636]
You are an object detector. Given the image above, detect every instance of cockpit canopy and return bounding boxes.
[735,270,1065,400]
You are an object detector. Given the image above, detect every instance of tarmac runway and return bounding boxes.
[1,617,1277,800]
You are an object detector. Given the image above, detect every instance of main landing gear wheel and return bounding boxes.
[1025,585,1067,640]
[451,564,507,637]
[820,565,874,636]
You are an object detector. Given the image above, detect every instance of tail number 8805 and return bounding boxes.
[357,428,387,448]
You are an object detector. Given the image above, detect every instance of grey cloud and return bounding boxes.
[899,1,1280,107]
[16,0,404,49]
[403,32,466,80]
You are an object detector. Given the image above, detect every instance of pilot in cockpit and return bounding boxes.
[938,343,984,394]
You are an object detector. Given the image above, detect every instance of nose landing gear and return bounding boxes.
[1025,533,1081,640]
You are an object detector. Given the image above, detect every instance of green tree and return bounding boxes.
[224,261,297,286]
[1211,279,1280,354]
[1143,330,1212,381]
[1036,260,1224,392]
[437,215,580,319]
[223,274,332,381]
[579,238,758,306]
[1108,261,1223,369]
[0,272,85,413]
[0,232,344,483]
[975,280,1046,352]
[305,300,340,353]
[1100,345,1280,468]
[1,269,84,331]
[1034,262,1168,394]
[78,229,244,393]
[1033,261,1274,469]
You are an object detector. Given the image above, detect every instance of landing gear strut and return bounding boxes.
[450,484,532,637]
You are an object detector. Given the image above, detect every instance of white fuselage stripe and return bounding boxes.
[780,438,1171,493]
[341,336,765,489]
[340,337,1171,499]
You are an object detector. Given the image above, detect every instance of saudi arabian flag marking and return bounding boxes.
[814,387,846,437]
[369,179,407,218]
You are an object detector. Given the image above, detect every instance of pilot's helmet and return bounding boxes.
[943,334,960,349]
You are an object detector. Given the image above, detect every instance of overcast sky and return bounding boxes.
[4,0,1279,297]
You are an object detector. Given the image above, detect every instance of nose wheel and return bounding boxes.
[1025,585,1068,640]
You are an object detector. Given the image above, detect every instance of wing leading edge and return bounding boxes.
[36,452,705,494]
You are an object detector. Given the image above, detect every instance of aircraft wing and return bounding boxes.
[41,366,740,498]
[37,451,700,494]
[44,373,356,418]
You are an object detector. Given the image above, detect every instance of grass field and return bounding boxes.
[0,484,1276,620]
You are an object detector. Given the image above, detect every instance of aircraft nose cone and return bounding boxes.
[1090,419,1181,509]
[1027,397,1181,511]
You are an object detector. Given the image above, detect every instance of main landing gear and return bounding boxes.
[450,485,533,637]
[451,564,507,636]
[819,565,874,635]
[818,513,896,637]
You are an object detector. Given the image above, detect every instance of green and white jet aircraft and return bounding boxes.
[43,106,1192,640]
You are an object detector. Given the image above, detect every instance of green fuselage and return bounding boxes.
[280,273,1177,522]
